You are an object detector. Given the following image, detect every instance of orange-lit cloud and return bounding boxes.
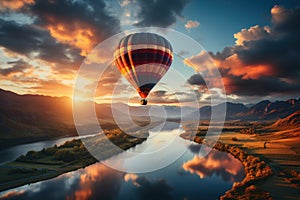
[30,80,73,97]
[0,0,34,10]
[47,22,96,56]
[0,0,121,98]
[186,5,300,98]
[185,50,272,82]
[220,54,273,80]
[183,50,214,73]
[30,0,120,57]
[1,75,73,99]
[271,5,291,23]
[0,56,77,98]
[182,150,244,182]
[185,20,200,30]
[234,25,270,46]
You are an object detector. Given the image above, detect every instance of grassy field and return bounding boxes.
[181,120,300,200]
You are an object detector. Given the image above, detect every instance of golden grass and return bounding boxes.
[181,121,300,199]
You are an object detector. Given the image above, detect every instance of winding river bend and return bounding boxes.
[0,122,245,200]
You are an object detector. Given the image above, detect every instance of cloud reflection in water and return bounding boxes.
[0,164,124,200]
[183,144,245,182]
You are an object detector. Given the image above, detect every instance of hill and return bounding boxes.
[187,98,300,121]
[243,99,300,120]
[272,110,300,127]
[0,89,76,148]
[0,89,190,147]
[1,88,299,147]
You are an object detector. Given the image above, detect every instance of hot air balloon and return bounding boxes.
[114,32,173,105]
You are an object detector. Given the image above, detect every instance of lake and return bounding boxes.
[0,122,245,200]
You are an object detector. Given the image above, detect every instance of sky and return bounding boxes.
[0,0,299,105]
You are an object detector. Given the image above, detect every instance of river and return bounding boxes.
[0,135,95,165]
[0,122,245,200]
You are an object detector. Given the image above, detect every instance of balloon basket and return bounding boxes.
[140,99,148,105]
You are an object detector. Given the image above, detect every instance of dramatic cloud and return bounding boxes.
[183,147,245,182]
[185,20,200,29]
[0,0,120,69]
[0,0,34,11]
[0,0,122,97]
[0,19,82,70]
[185,6,300,98]
[29,0,120,56]
[134,0,189,27]
[233,25,270,46]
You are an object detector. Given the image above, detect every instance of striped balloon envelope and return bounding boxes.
[114,32,173,105]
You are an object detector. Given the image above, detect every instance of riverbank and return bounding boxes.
[181,133,273,199]
[0,129,148,192]
[181,123,300,199]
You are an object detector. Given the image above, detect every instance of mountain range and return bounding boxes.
[0,88,299,147]
[188,99,300,120]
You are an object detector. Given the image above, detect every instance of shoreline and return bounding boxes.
[0,132,147,192]
[210,140,273,199]
[180,133,274,199]
[181,123,300,200]
[1,123,299,199]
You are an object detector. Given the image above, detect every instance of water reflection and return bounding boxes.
[0,164,124,200]
[102,122,189,173]
[183,144,245,182]
[124,174,173,200]
[0,124,245,200]
[68,164,123,200]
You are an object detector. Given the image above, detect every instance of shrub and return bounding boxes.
[16,154,26,161]
[61,139,82,148]
[240,127,257,135]
[25,150,41,160]
[54,149,75,162]
[44,147,58,156]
